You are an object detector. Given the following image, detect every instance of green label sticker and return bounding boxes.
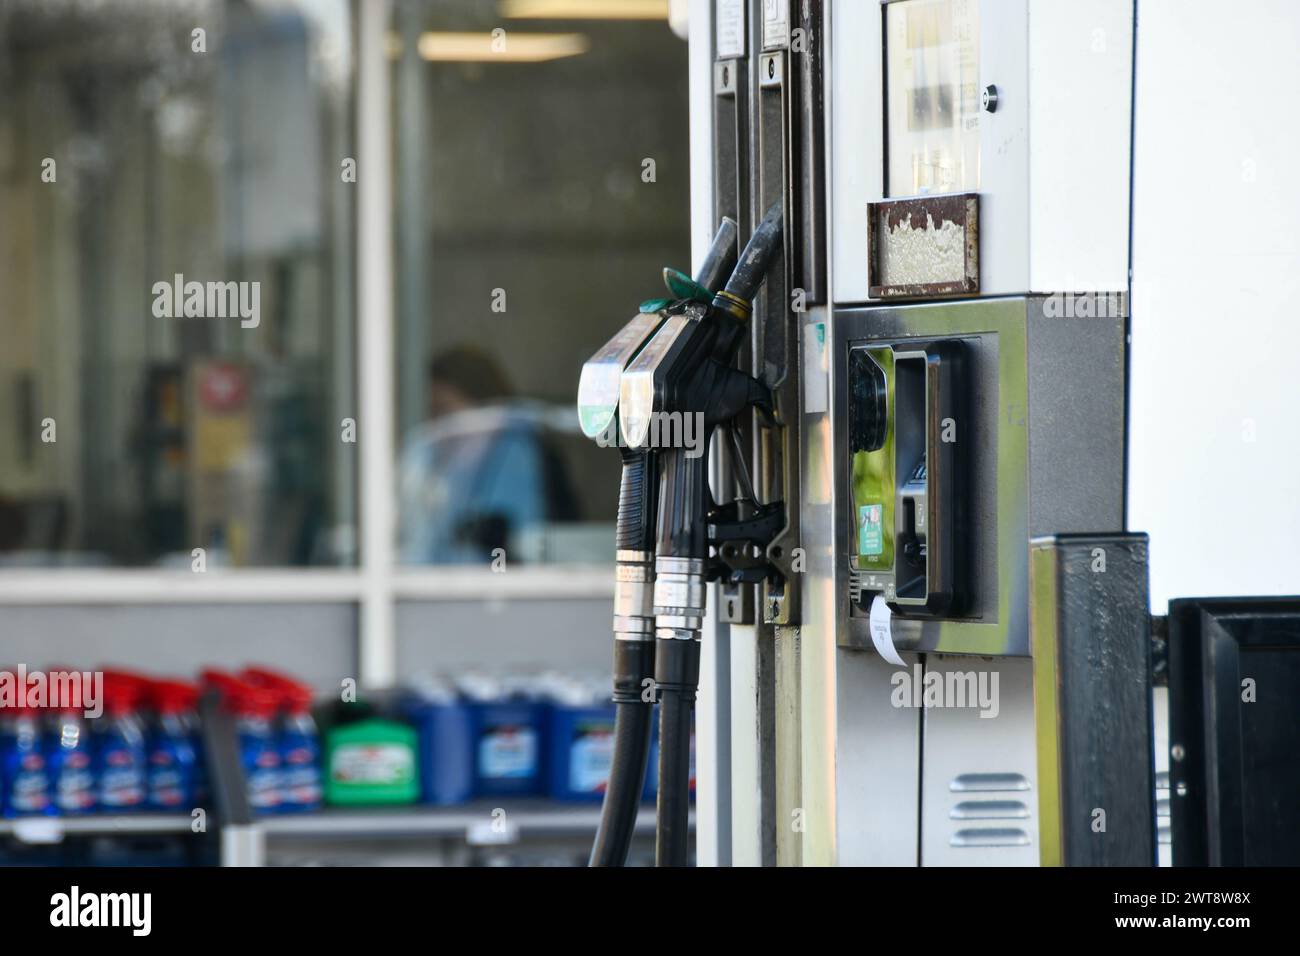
[859,503,884,556]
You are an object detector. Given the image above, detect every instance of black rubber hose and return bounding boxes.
[653,451,708,868]
[589,641,655,867]
[590,451,656,867]
[654,636,700,867]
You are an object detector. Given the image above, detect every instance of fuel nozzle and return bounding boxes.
[576,216,740,649]
[577,216,739,445]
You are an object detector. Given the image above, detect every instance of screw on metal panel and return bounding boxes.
[1171,744,1186,762]
[982,84,999,113]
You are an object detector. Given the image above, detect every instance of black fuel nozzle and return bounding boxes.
[643,202,785,561]
[591,202,738,590]
[577,216,739,447]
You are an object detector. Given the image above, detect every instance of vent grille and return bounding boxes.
[949,773,1032,848]
[950,799,1030,820]
[950,772,1030,793]
[950,828,1031,848]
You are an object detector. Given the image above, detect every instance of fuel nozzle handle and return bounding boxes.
[654,204,787,563]
[611,215,740,556]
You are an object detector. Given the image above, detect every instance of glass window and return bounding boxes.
[390,1,691,566]
[0,0,357,567]
[885,0,981,197]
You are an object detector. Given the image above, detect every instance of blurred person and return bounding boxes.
[426,347,514,419]
[398,346,577,565]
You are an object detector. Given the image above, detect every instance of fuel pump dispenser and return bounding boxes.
[682,0,1160,868]
[580,0,1300,871]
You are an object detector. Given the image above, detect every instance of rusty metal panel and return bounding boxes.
[868,193,979,300]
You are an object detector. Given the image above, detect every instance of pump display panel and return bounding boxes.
[885,0,982,197]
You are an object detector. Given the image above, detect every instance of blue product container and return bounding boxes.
[202,671,281,812]
[546,702,617,802]
[147,711,198,811]
[146,681,200,812]
[95,707,148,813]
[278,709,323,812]
[1,703,55,817]
[49,709,96,815]
[402,685,473,806]
[461,677,545,797]
[470,700,545,796]
[235,697,282,815]
[239,669,323,812]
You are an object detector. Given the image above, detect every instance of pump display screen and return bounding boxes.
[885,0,981,197]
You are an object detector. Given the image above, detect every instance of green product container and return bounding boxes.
[324,718,419,806]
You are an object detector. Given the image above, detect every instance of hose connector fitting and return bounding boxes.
[653,556,707,636]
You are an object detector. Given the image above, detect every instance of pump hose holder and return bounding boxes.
[707,499,787,586]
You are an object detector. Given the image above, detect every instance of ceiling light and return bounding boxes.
[415,31,590,63]
[501,0,669,20]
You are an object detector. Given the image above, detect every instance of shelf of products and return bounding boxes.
[0,814,194,841]
[258,800,676,841]
[1,664,695,864]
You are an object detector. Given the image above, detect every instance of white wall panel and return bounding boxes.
[1130,0,1300,611]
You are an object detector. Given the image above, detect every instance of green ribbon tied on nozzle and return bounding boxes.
[639,266,715,313]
